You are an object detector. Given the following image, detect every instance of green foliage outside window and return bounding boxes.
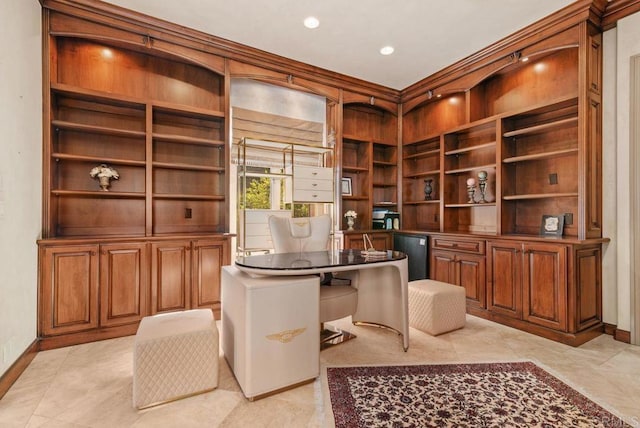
[242,176,270,209]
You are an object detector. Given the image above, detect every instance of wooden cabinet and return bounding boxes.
[488,240,567,330]
[341,231,392,251]
[486,241,522,319]
[191,239,226,312]
[99,243,147,327]
[151,238,229,315]
[486,238,601,344]
[430,236,486,309]
[39,236,230,348]
[341,94,398,231]
[151,241,191,314]
[39,8,232,349]
[398,22,605,345]
[40,245,99,336]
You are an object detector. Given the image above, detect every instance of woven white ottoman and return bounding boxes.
[133,309,219,409]
[408,279,466,336]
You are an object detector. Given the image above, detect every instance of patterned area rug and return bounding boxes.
[327,362,629,427]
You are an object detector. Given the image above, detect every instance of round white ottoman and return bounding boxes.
[408,279,466,336]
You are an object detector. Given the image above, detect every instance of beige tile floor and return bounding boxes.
[1,315,639,427]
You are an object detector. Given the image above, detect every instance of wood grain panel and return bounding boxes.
[522,243,567,331]
[99,243,148,327]
[575,246,602,331]
[192,240,224,310]
[151,241,190,313]
[487,241,522,319]
[41,245,99,336]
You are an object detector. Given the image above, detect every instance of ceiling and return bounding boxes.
[105,0,576,90]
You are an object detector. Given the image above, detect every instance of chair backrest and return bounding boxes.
[269,214,331,253]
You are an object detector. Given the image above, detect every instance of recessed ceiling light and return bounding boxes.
[380,46,394,55]
[303,16,320,29]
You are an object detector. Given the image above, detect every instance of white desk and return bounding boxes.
[221,250,409,399]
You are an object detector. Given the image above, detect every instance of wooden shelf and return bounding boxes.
[445,141,496,156]
[51,190,145,198]
[403,134,441,146]
[153,194,225,200]
[503,193,578,201]
[503,117,578,138]
[152,101,224,120]
[342,134,370,143]
[52,153,146,166]
[342,196,369,201]
[503,148,578,163]
[152,162,224,172]
[445,164,496,175]
[51,82,145,108]
[343,165,370,173]
[404,199,441,205]
[373,202,397,207]
[153,133,224,147]
[403,169,440,179]
[373,183,396,188]
[52,120,145,138]
[403,148,440,160]
[373,160,396,166]
[445,202,497,208]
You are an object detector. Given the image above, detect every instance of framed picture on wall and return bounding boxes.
[540,214,564,237]
[341,177,352,196]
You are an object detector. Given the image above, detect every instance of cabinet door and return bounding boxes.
[487,241,522,319]
[574,245,602,331]
[192,239,227,316]
[344,232,392,250]
[522,243,567,331]
[457,253,486,309]
[151,241,191,314]
[40,245,99,336]
[99,243,148,327]
[430,250,456,284]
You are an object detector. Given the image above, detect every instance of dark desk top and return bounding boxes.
[235,250,406,271]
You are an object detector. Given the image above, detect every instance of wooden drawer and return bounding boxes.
[295,166,333,180]
[432,237,485,254]
[293,189,333,202]
[294,178,333,192]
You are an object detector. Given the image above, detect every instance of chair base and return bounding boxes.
[320,325,356,350]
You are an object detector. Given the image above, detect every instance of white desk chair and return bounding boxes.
[268,215,357,347]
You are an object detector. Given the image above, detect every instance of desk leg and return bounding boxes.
[351,259,409,351]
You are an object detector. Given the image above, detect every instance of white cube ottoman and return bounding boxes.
[133,309,219,409]
[408,279,466,336]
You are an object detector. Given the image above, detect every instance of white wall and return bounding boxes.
[602,10,640,335]
[0,0,42,375]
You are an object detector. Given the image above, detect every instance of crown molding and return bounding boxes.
[602,0,640,30]
[40,0,401,103]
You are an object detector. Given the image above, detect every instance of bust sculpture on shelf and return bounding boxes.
[90,163,119,191]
